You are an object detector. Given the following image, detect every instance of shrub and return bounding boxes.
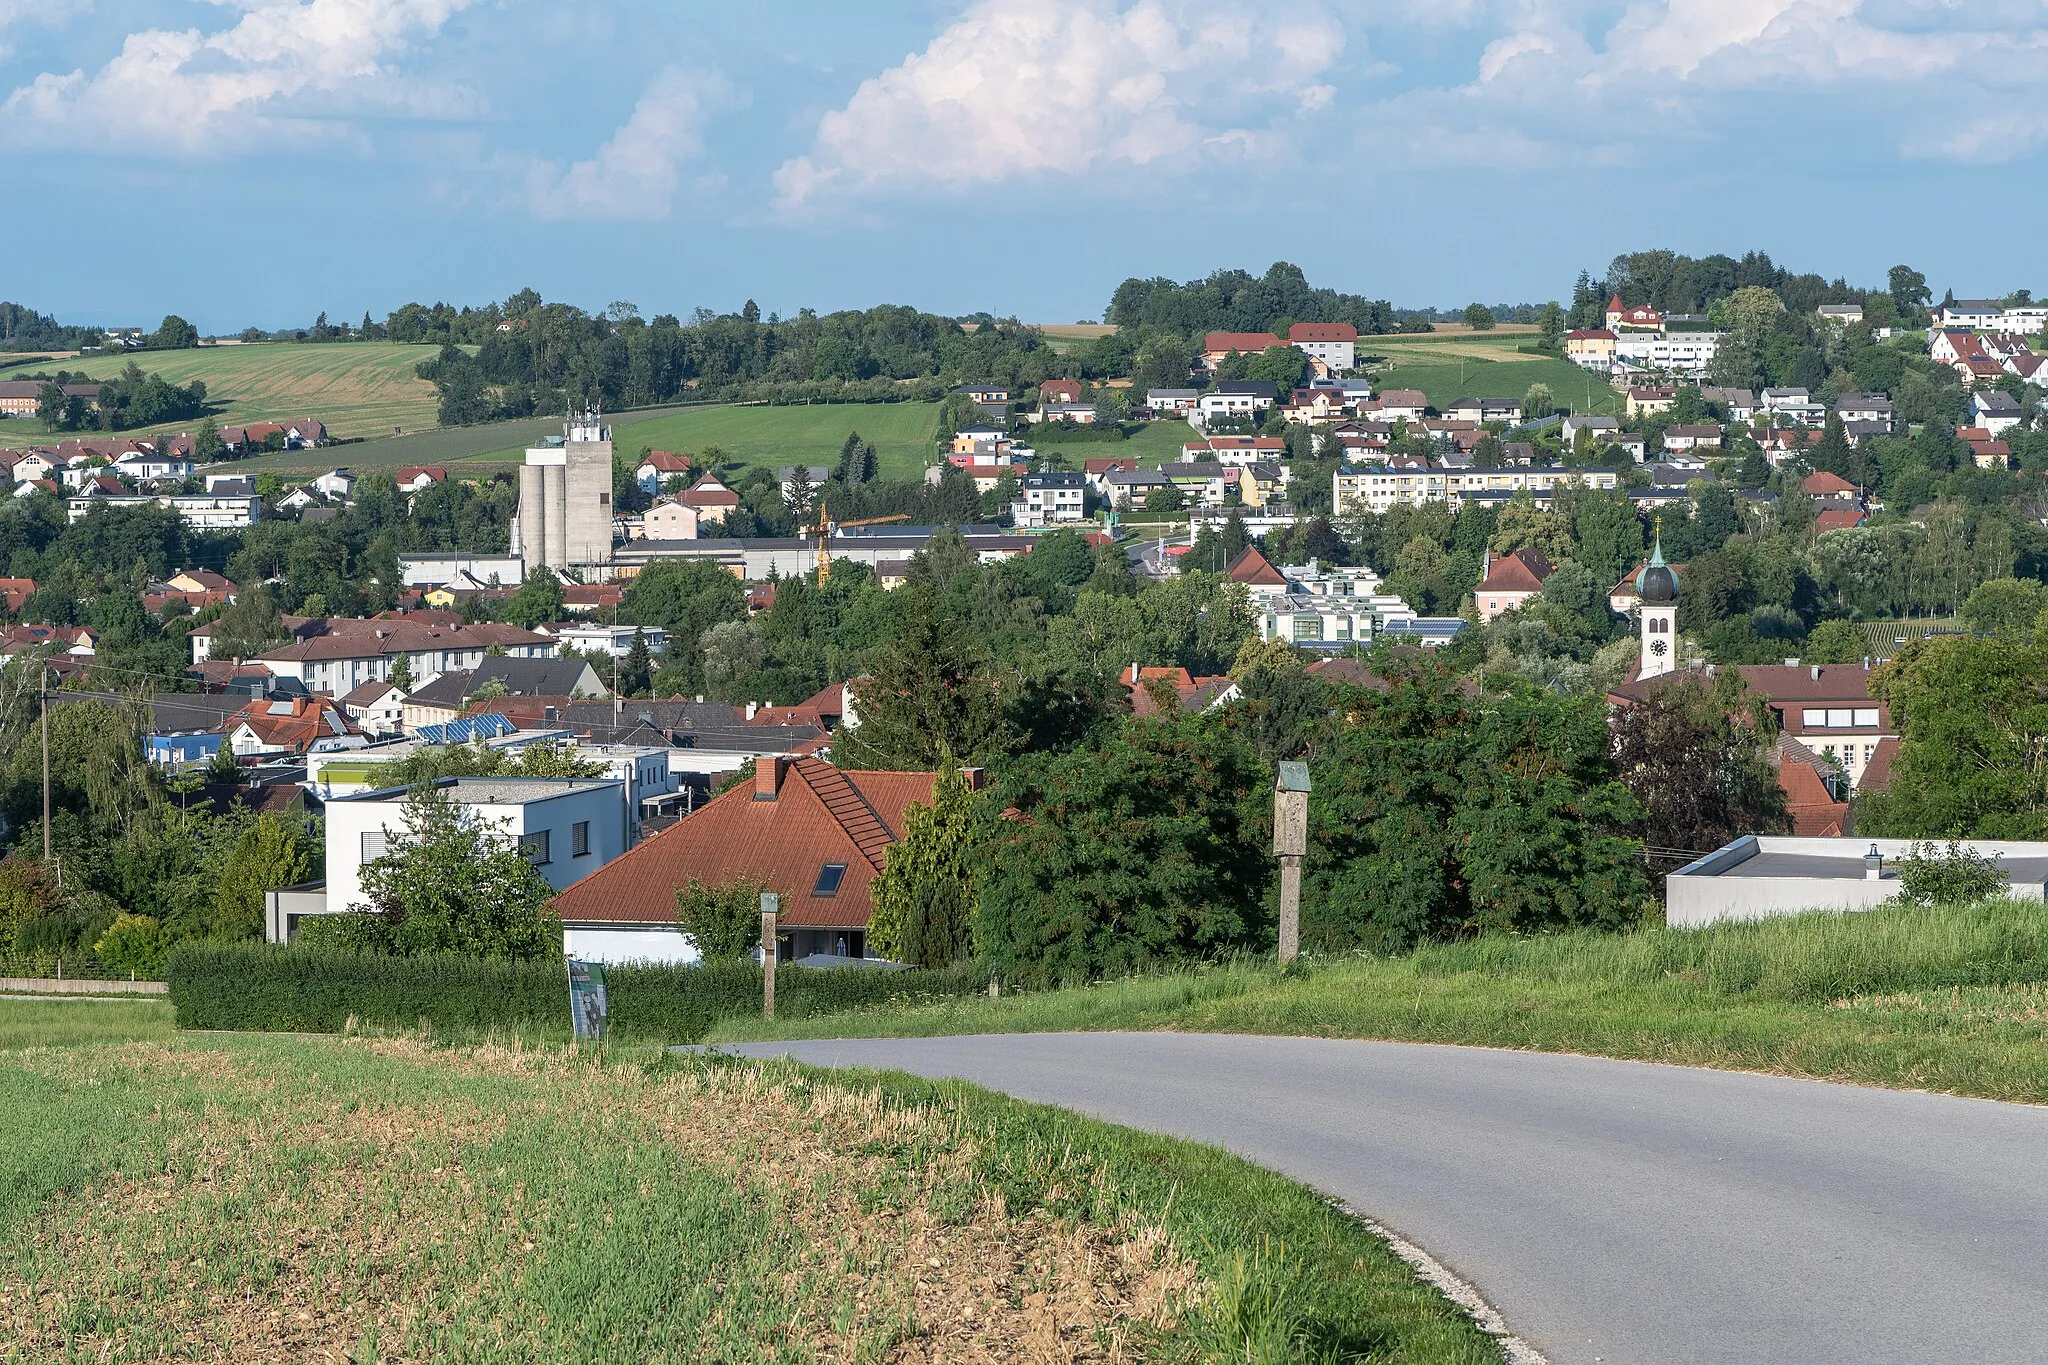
[165,942,989,1042]
[1893,841,2008,907]
[94,913,168,977]
[674,878,768,962]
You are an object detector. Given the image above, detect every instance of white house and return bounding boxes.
[1666,836,2048,928]
[1288,322,1358,373]
[269,776,629,943]
[554,622,668,660]
[641,498,704,540]
[1146,388,1200,413]
[1009,471,1087,526]
[1972,390,2023,435]
[1935,300,2009,330]
[1613,330,1724,376]
[310,469,356,501]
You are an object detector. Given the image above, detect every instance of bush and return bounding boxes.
[165,942,990,1042]
[1894,841,2008,907]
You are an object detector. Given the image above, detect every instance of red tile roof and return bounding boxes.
[223,696,354,752]
[639,451,694,473]
[1287,322,1358,343]
[1813,508,1865,534]
[396,466,447,484]
[1204,331,1284,354]
[1859,736,1900,794]
[550,758,939,930]
[1801,471,1856,497]
[1224,545,1289,587]
[1478,547,1554,595]
[1770,735,1848,836]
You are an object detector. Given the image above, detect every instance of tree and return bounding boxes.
[1536,301,1565,351]
[1802,619,1867,664]
[867,766,981,967]
[148,315,199,350]
[504,565,565,630]
[1523,382,1555,421]
[832,590,1011,770]
[1144,483,1187,514]
[1609,671,1790,874]
[1463,303,1496,331]
[208,813,314,939]
[674,877,768,961]
[193,424,227,463]
[1889,265,1932,318]
[1244,344,1310,390]
[974,713,1271,985]
[783,464,817,522]
[1960,577,2048,637]
[699,619,764,698]
[621,627,653,696]
[320,788,561,959]
[1860,634,2048,838]
[836,431,877,485]
[387,652,414,694]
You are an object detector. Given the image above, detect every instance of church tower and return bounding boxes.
[1637,530,1678,680]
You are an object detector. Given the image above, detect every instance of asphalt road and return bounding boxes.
[722,1033,2048,1365]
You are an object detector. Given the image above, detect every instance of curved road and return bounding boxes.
[723,1034,2048,1365]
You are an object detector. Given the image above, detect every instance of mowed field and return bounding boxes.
[0,996,1498,1364]
[1362,334,1621,416]
[0,342,443,439]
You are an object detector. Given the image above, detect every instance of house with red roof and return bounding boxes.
[1201,331,1284,369]
[1800,471,1857,498]
[1288,322,1358,372]
[1476,548,1555,621]
[1813,507,1866,534]
[550,756,954,963]
[1121,664,1240,720]
[1567,328,1618,370]
[679,474,741,526]
[221,695,356,758]
[1604,295,1663,331]
[634,450,694,494]
[395,467,447,493]
[1039,378,1082,407]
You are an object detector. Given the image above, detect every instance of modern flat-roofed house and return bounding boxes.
[1197,380,1280,422]
[549,757,952,965]
[268,775,629,944]
[1146,388,1200,414]
[1667,836,2048,927]
[1934,299,2009,330]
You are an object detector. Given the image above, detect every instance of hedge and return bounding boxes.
[165,942,989,1042]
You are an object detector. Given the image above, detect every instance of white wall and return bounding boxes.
[563,925,700,966]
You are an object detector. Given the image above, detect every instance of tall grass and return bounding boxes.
[1410,898,2048,1002]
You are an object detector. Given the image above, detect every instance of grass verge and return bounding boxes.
[707,898,2048,1106]
[0,999,1502,1364]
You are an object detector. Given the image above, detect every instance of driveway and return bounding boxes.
[721,1033,2048,1365]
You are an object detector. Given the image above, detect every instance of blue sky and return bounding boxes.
[2,1,2043,332]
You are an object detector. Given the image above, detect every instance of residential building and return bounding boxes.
[1614,331,1724,375]
[1102,469,1174,509]
[777,466,833,503]
[1605,295,1663,330]
[1367,389,1429,423]
[549,757,950,964]
[1183,435,1287,467]
[309,468,356,501]
[1611,662,1894,791]
[395,466,447,494]
[1039,378,1082,407]
[403,656,610,728]
[1009,470,1087,526]
[66,492,263,530]
[1661,424,1724,452]
[222,695,358,758]
[1972,390,2023,435]
[1038,402,1101,425]
[641,498,705,540]
[1666,836,2048,928]
[1566,329,1617,370]
[272,776,629,944]
[1146,388,1200,413]
[1443,397,1524,425]
[1121,664,1240,718]
[1237,462,1287,509]
[1627,386,1676,418]
[1816,303,1865,324]
[1287,322,1358,372]
[1701,387,1760,422]
[340,681,408,737]
[635,450,694,493]
[1201,332,1284,368]
[1162,462,1238,508]
[1801,471,1859,499]
[553,622,668,660]
[1197,380,1280,421]
[1934,300,2009,330]
[1333,464,1619,514]
[255,622,558,696]
[1475,548,1555,622]
[1561,414,1621,447]
[1760,388,1827,426]
[678,474,741,526]
[1833,393,1894,428]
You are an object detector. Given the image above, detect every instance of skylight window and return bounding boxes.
[812,863,847,896]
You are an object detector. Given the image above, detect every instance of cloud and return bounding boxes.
[2,0,479,153]
[525,67,740,222]
[773,0,1344,210]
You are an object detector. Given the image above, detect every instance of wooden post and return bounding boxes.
[760,892,779,1019]
[1274,762,1311,966]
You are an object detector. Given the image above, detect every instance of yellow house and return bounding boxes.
[1239,461,1286,508]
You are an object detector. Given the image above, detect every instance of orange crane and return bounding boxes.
[811,507,909,584]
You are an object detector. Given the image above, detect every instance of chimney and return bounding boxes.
[1131,661,1140,686]
[959,766,986,792]
[745,701,759,720]
[755,757,788,801]
[1811,665,1822,681]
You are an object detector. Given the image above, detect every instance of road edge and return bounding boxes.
[1331,1200,1549,1365]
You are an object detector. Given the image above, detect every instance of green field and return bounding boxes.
[0,342,443,439]
[0,998,1496,1364]
[1362,335,1620,417]
[219,403,715,477]
[1033,415,1198,467]
[712,897,2048,1107]
[469,401,949,483]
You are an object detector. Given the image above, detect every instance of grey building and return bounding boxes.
[519,412,614,573]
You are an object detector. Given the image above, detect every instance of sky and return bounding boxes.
[2,0,2044,332]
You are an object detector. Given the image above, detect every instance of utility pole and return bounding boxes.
[760,892,779,1018]
[39,661,51,866]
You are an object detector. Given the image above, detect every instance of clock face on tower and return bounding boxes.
[1649,639,1668,656]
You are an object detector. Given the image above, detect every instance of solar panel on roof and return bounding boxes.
[414,712,520,745]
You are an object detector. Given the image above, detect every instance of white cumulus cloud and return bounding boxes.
[2,0,479,153]
[526,67,740,221]
[772,0,1345,211]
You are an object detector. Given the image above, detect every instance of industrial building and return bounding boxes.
[518,411,615,573]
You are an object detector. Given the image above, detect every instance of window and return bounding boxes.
[361,830,387,861]
[1802,708,1827,728]
[1854,708,1879,727]
[519,830,551,866]
[813,863,847,896]
[572,821,590,857]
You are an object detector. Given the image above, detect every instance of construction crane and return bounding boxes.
[810,507,910,584]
